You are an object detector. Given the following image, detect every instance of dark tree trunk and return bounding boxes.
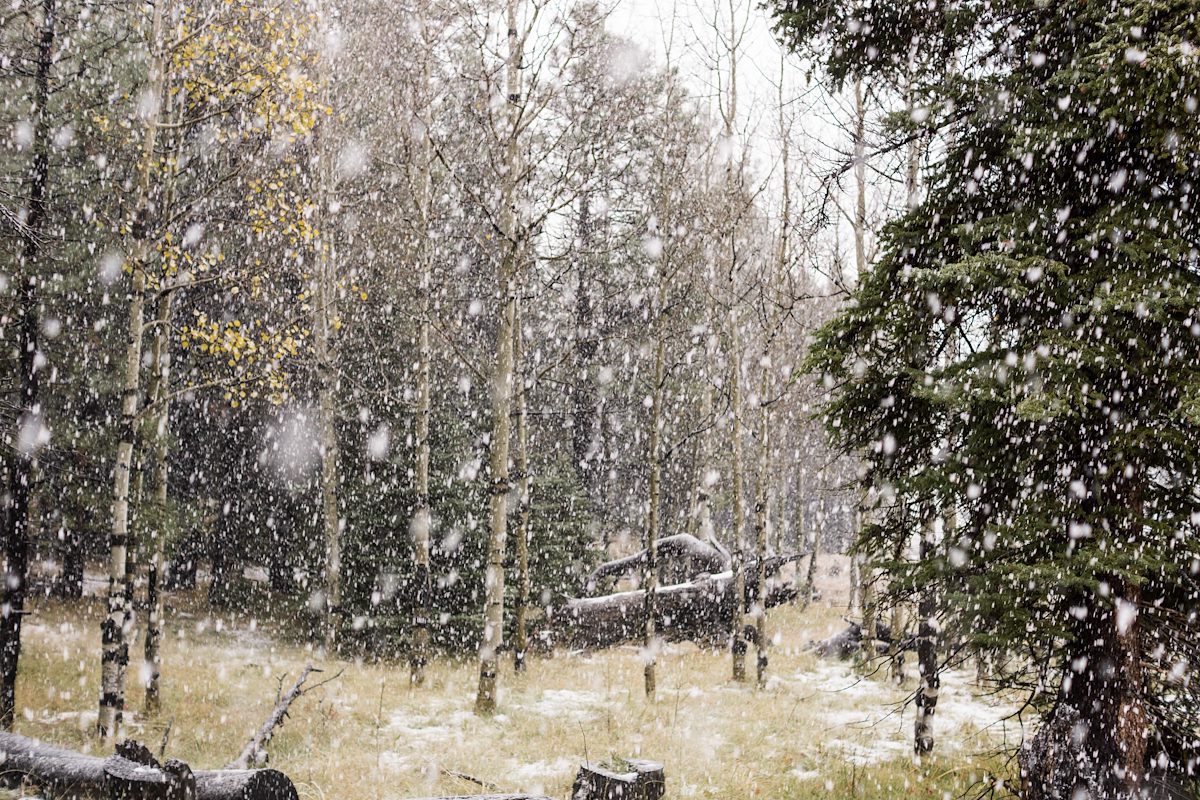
[1032,582,1152,800]
[165,554,196,590]
[268,497,296,596]
[913,523,938,755]
[55,528,86,599]
[0,0,55,732]
[571,193,599,489]
[209,548,232,607]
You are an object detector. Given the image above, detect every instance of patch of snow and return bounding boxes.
[507,757,574,781]
[790,768,821,781]
[826,737,910,766]
[386,708,474,746]
[522,689,611,721]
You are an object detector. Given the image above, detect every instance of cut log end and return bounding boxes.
[572,759,665,800]
[194,769,299,800]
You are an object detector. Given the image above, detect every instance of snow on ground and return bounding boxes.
[791,659,1017,766]
[506,756,577,784]
[386,707,475,749]
[374,656,1014,781]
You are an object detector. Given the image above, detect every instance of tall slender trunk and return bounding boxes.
[887,532,908,685]
[100,0,166,739]
[643,285,667,700]
[410,21,435,686]
[572,193,598,490]
[141,71,182,715]
[852,78,868,278]
[913,514,940,756]
[752,370,771,686]
[858,497,877,649]
[313,3,340,650]
[718,0,749,684]
[847,552,859,616]
[728,338,748,682]
[690,374,715,546]
[801,522,818,610]
[512,295,532,674]
[410,267,432,685]
[143,293,172,714]
[475,0,523,714]
[315,299,339,651]
[476,259,516,714]
[0,0,55,732]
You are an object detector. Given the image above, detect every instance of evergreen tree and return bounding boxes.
[774,1,1200,796]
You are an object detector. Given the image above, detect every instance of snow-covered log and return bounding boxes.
[0,732,299,800]
[557,560,801,649]
[586,534,729,592]
[572,759,665,800]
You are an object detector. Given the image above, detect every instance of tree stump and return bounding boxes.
[572,760,664,800]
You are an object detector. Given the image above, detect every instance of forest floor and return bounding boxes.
[8,558,1027,800]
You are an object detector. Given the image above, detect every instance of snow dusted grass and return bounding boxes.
[12,579,1019,799]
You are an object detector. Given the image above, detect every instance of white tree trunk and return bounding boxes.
[313,1,341,650]
[643,289,667,700]
[752,370,771,686]
[914,515,940,756]
[410,18,435,686]
[512,295,532,674]
[728,336,748,682]
[475,0,524,714]
[142,294,172,714]
[99,0,166,739]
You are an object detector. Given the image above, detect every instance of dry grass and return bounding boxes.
[11,561,1017,799]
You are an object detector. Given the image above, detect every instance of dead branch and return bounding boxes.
[226,664,337,770]
[443,769,500,791]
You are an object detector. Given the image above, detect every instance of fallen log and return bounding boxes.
[807,621,913,659]
[555,567,799,649]
[0,732,298,800]
[587,534,730,592]
[104,752,194,800]
[193,769,299,800]
[572,760,664,800]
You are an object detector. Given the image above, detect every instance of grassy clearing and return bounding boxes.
[11,569,1017,799]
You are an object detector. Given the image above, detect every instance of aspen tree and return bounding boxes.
[512,294,532,674]
[405,9,442,687]
[311,0,342,651]
[642,242,670,700]
[99,0,167,739]
[710,0,752,684]
[474,0,523,714]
